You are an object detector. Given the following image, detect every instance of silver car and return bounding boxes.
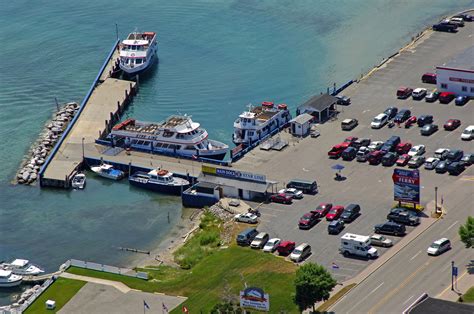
[370,234,393,247]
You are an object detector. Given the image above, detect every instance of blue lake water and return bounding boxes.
[0,0,472,305]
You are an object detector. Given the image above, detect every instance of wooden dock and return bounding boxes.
[39,41,137,188]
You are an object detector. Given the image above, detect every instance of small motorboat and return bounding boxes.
[90,163,124,181]
[71,173,86,189]
[1,259,44,276]
[129,168,189,195]
[0,270,23,288]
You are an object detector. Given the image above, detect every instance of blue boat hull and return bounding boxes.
[129,179,188,196]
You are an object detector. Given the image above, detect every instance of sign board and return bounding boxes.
[202,165,266,183]
[392,169,420,204]
[231,144,244,157]
[452,266,458,277]
[240,287,270,312]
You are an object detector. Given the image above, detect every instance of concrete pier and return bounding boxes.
[39,41,137,188]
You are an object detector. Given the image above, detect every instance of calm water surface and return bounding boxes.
[0,0,472,305]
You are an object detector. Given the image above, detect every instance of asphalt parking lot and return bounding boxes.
[235,21,474,282]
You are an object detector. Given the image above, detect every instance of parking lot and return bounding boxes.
[234,20,474,282]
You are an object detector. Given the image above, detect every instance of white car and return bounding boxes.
[250,232,269,249]
[371,113,388,129]
[424,157,440,170]
[234,213,258,224]
[370,234,393,247]
[289,243,312,262]
[434,148,450,160]
[278,188,303,199]
[412,88,427,100]
[461,125,474,140]
[408,145,425,157]
[427,238,451,256]
[368,141,384,151]
[263,238,281,253]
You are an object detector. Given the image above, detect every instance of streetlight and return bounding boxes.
[435,186,438,212]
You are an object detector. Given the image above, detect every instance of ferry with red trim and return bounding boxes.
[233,101,291,145]
[109,115,228,160]
[119,31,158,76]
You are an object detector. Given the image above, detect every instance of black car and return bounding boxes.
[353,138,371,150]
[382,152,398,166]
[420,124,438,136]
[328,219,345,235]
[460,154,474,167]
[380,143,395,153]
[342,147,357,161]
[387,208,420,226]
[374,222,406,236]
[447,162,465,176]
[340,204,361,223]
[417,115,433,127]
[435,160,452,173]
[455,96,469,106]
[394,110,411,123]
[432,23,457,32]
[384,107,398,120]
[447,149,464,162]
[336,95,351,106]
[386,136,401,146]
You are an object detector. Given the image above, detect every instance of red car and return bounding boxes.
[397,87,413,99]
[439,92,455,104]
[368,150,384,165]
[326,205,344,221]
[396,154,411,166]
[270,193,292,204]
[328,142,350,158]
[421,73,437,84]
[298,212,319,229]
[344,136,359,146]
[444,119,461,131]
[311,203,333,218]
[404,116,417,128]
[396,142,412,154]
[277,241,296,256]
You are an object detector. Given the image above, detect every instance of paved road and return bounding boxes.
[330,173,473,313]
[241,13,474,284]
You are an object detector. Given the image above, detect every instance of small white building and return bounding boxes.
[290,113,313,137]
[436,46,474,97]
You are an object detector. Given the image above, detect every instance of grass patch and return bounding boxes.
[460,286,474,303]
[24,277,86,314]
[316,283,356,312]
[173,210,222,269]
[67,246,299,312]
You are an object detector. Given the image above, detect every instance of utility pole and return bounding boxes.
[451,261,454,291]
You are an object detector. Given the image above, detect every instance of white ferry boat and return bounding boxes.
[109,115,228,160]
[119,31,158,76]
[129,169,190,195]
[0,270,22,288]
[90,164,124,180]
[1,259,44,276]
[233,102,291,146]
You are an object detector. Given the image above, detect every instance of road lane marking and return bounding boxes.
[403,295,414,305]
[441,221,458,235]
[437,269,468,297]
[410,250,422,261]
[347,282,384,313]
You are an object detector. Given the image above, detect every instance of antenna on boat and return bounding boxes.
[247,103,253,112]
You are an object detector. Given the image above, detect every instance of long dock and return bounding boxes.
[39,41,137,188]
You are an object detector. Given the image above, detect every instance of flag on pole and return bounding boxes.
[144,300,150,310]
[162,302,169,313]
[182,305,189,313]
[332,262,339,269]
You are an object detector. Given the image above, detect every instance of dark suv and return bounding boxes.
[382,152,398,166]
[236,228,259,246]
[447,149,464,162]
[340,204,361,223]
[447,162,465,176]
[384,107,398,119]
[417,115,433,127]
[374,222,406,236]
[394,110,411,123]
[387,208,420,226]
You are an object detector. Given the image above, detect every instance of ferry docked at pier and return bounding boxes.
[119,31,158,76]
[129,169,190,195]
[233,102,291,146]
[109,115,229,160]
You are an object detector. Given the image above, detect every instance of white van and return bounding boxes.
[461,125,474,140]
[340,233,378,258]
[371,113,388,129]
[427,238,451,256]
[290,243,311,262]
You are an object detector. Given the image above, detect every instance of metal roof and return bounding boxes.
[298,94,338,112]
[198,173,270,193]
[439,45,474,71]
[290,113,313,125]
[408,297,474,314]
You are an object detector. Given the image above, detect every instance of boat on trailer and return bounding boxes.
[129,169,190,195]
[119,31,158,76]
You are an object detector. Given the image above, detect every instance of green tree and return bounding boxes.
[459,216,474,248]
[293,262,337,312]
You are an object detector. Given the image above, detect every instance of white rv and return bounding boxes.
[340,233,378,259]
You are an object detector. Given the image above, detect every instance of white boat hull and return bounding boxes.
[0,279,22,288]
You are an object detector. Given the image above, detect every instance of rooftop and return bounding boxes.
[408,297,474,314]
[290,113,313,125]
[438,45,474,70]
[298,94,338,112]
